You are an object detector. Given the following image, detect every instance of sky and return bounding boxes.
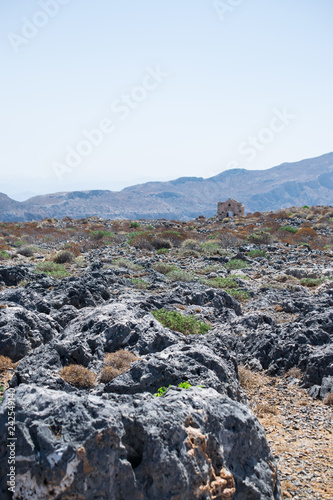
[0,0,332,200]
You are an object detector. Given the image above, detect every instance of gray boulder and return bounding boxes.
[0,385,280,500]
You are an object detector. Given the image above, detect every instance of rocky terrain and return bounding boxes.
[0,205,332,499]
[1,152,333,221]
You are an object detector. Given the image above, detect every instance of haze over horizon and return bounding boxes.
[1,1,333,200]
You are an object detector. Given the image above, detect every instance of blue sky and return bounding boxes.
[1,0,332,199]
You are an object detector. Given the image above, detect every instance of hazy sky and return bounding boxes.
[1,0,332,199]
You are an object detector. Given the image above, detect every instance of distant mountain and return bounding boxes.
[1,152,333,221]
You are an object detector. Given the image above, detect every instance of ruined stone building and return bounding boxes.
[217,199,245,219]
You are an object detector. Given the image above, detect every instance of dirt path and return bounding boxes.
[241,370,333,499]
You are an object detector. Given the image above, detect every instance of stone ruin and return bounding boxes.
[217,198,244,219]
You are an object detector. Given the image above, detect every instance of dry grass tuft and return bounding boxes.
[286,367,303,379]
[238,365,264,390]
[0,356,14,372]
[100,350,139,384]
[323,393,333,406]
[59,365,97,388]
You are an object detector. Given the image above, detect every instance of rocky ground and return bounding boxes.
[0,206,332,499]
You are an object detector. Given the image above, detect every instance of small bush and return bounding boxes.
[0,356,14,372]
[130,222,141,229]
[131,278,149,289]
[35,262,70,279]
[247,250,267,258]
[53,250,74,264]
[0,250,10,260]
[90,230,115,241]
[225,259,249,270]
[104,350,138,370]
[59,365,97,388]
[202,277,238,289]
[166,269,195,282]
[100,350,139,383]
[152,263,175,275]
[323,393,333,406]
[17,247,34,257]
[99,366,121,384]
[247,231,272,244]
[151,238,172,250]
[286,367,303,379]
[279,226,298,234]
[152,309,210,335]
[181,239,201,251]
[157,248,169,254]
[300,278,324,288]
[228,289,250,301]
[238,366,263,390]
[112,259,143,271]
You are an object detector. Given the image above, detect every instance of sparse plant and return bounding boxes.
[131,278,149,289]
[247,231,272,244]
[152,263,175,275]
[112,259,143,271]
[100,350,139,383]
[247,249,267,258]
[90,230,115,241]
[166,269,195,282]
[53,250,74,264]
[201,277,238,289]
[59,365,97,388]
[286,367,303,379]
[130,222,141,229]
[152,309,210,335]
[238,366,263,390]
[279,226,298,234]
[0,250,10,260]
[0,356,14,372]
[323,393,333,406]
[35,262,70,279]
[300,278,324,288]
[17,247,34,257]
[225,259,249,270]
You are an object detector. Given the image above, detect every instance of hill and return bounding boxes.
[1,152,333,221]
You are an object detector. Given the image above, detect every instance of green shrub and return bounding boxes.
[303,205,309,209]
[156,248,169,254]
[131,278,149,289]
[201,242,224,255]
[166,269,195,282]
[225,259,249,270]
[197,265,225,275]
[130,222,141,229]
[35,262,70,279]
[300,278,325,288]
[247,231,272,244]
[247,250,267,258]
[90,230,115,241]
[152,309,210,335]
[153,381,200,397]
[202,277,239,289]
[228,289,250,301]
[152,263,176,274]
[279,226,298,234]
[0,251,10,260]
[0,384,4,403]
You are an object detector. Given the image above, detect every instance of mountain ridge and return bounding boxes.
[1,152,333,221]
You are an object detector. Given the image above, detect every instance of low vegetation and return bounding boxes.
[59,365,97,388]
[152,309,210,335]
